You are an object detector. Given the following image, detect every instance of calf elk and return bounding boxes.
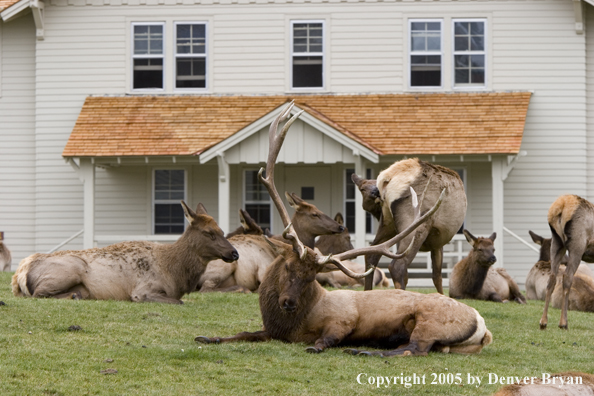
[449,230,525,304]
[196,101,492,357]
[352,159,466,294]
[540,194,594,330]
[0,233,11,272]
[12,202,238,304]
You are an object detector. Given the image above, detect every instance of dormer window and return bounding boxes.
[291,21,324,89]
[132,23,165,90]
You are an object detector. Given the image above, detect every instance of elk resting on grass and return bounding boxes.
[12,202,238,304]
[449,230,525,304]
[351,159,466,294]
[197,194,345,293]
[540,194,594,330]
[0,233,11,272]
[195,101,492,357]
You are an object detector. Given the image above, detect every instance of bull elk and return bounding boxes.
[12,202,238,304]
[352,159,466,294]
[0,233,11,272]
[540,194,594,330]
[197,194,345,293]
[449,230,525,304]
[196,101,492,356]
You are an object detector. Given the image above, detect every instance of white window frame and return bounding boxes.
[152,169,187,235]
[408,19,443,90]
[243,169,273,232]
[174,21,208,92]
[452,19,487,90]
[290,20,325,91]
[131,22,166,92]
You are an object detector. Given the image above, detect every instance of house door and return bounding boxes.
[284,165,332,217]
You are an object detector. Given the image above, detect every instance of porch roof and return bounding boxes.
[0,0,20,12]
[62,92,531,158]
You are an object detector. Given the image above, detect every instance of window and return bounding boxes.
[292,21,324,89]
[345,168,373,234]
[244,170,271,231]
[453,20,486,87]
[132,23,165,90]
[409,20,442,88]
[175,23,207,89]
[154,170,185,234]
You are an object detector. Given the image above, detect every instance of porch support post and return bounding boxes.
[491,157,505,268]
[354,151,366,250]
[217,153,230,234]
[80,158,95,249]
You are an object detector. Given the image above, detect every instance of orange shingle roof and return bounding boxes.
[0,0,22,12]
[63,92,531,157]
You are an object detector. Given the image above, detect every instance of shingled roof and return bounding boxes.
[0,0,21,12]
[62,92,531,158]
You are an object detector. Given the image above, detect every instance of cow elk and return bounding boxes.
[0,233,11,272]
[315,213,389,288]
[198,195,345,293]
[492,372,594,396]
[225,209,264,238]
[12,202,238,304]
[352,159,466,294]
[540,194,594,330]
[196,101,492,357]
[527,231,594,313]
[449,230,525,304]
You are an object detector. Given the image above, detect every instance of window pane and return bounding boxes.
[176,58,206,88]
[155,204,184,234]
[133,58,163,89]
[245,204,271,231]
[345,169,355,200]
[471,36,484,51]
[155,170,185,200]
[293,56,323,88]
[293,22,323,53]
[411,55,441,87]
[471,22,484,35]
[177,24,206,55]
[134,25,163,55]
[455,37,468,51]
[245,170,270,202]
[345,201,355,233]
[471,69,485,84]
[410,22,441,52]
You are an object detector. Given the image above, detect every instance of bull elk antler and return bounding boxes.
[259,101,444,279]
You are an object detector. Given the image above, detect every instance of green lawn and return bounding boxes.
[0,271,593,395]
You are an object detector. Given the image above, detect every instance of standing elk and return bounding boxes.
[352,159,466,294]
[540,194,594,330]
[0,233,11,272]
[315,213,389,288]
[197,194,345,293]
[196,101,492,357]
[449,230,525,304]
[12,202,238,304]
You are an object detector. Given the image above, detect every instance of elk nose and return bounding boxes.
[231,250,240,261]
[338,226,345,233]
[282,299,297,313]
[370,187,380,199]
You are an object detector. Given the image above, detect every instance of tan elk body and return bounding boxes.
[449,230,525,304]
[196,101,492,357]
[352,159,466,293]
[540,194,594,329]
[493,372,594,396]
[12,203,238,304]
[0,237,11,272]
[198,193,344,292]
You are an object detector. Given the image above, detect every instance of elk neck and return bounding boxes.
[161,232,209,293]
[460,252,491,297]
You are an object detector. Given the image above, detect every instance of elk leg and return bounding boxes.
[364,218,397,290]
[559,248,582,329]
[344,341,431,357]
[430,248,444,294]
[487,292,504,303]
[195,331,271,344]
[388,231,426,290]
[132,293,184,304]
[540,231,565,330]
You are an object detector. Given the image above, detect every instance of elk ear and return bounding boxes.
[351,173,363,187]
[285,192,303,209]
[489,232,497,242]
[181,201,197,225]
[239,209,249,230]
[195,203,208,215]
[528,230,543,246]
[334,213,345,225]
[463,229,477,247]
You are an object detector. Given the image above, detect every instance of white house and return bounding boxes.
[0,0,591,287]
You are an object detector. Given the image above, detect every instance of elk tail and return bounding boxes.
[547,196,578,245]
[11,255,35,297]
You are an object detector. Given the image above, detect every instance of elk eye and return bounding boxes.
[312,213,318,218]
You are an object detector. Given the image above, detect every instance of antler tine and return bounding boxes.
[258,101,306,257]
[324,187,446,267]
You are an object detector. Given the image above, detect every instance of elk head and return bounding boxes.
[315,212,355,255]
[351,174,382,221]
[286,192,344,247]
[180,201,239,263]
[464,229,496,267]
[226,209,264,238]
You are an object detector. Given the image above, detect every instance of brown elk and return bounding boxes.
[449,230,525,304]
[198,194,345,293]
[352,160,466,294]
[225,209,264,238]
[196,101,492,357]
[315,213,389,288]
[540,194,594,330]
[527,231,594,313]
[12,202,238,304]
[0,233,11,272]
[492,372,594,396]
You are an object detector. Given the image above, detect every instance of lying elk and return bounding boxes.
[198,194,345,293]
[225,209,264,238]
[352,159,466,294]
[0,233,11,272]
[449,230,525,304]
[540,194,594,330]
[12,202,238,303]
[526,231,594,313]
[493,372,594,396]
[315,213,389,288]
[196,101,492,356]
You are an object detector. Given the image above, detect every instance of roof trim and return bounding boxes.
[1,0,29,21]
[199,103,380,164]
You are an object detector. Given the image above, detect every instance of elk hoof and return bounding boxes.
[539,323,547,330]
[402,350,412,356]
[357,351,373,356]
[305,347,322,354]
[343,348,360,355]
[195,336,213,344]
[559,324,568,330]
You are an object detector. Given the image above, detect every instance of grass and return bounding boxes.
[1,271,593,396]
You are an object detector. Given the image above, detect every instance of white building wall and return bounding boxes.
[0,14,36,267]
